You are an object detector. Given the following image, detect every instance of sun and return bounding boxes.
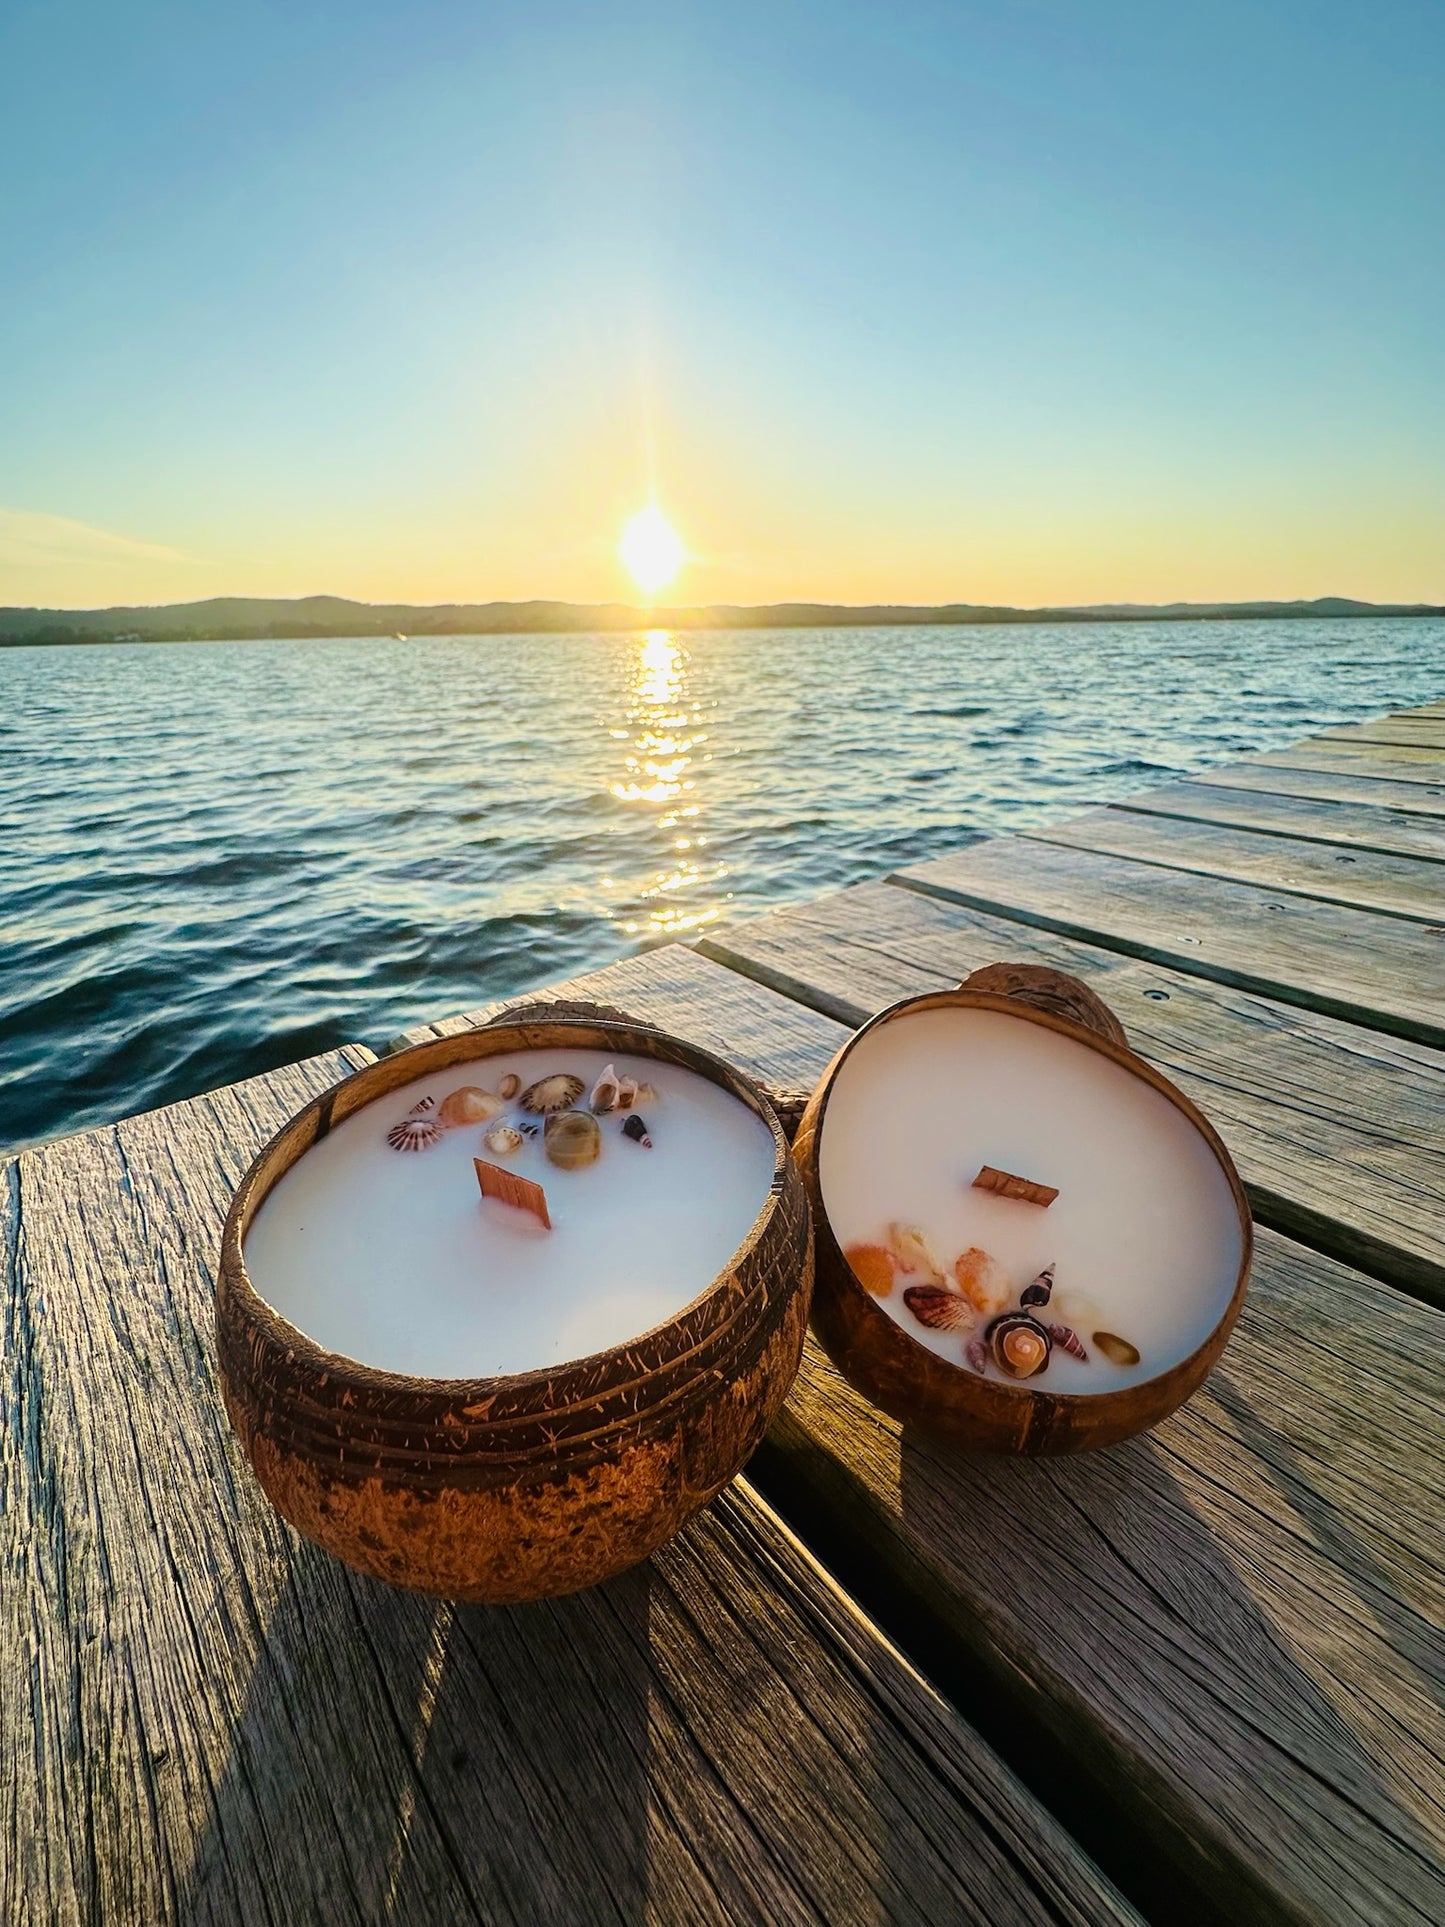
[619,503,685,597]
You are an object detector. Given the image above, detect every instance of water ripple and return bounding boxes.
[2,619,1441,1150]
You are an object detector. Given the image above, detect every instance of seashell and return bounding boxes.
[985,1310,1053,1379]
[965,1333,989,1374]
[439,1085,505,1127]
[952,1246,1010,1316]
[519,1073,586,1114]
[844,1243,897,1297]
[616,1075,640,1111]
[516,1119,540,1138]
[1093,1331,1141,1368]
[1046,1321,1089,1360]
[634,1082,658,1106]
[888,1223,944,1281]
[1018,1264,1056,1309]
[497,1072,522,1101]
[621,1112,653,1148]
[483,1125,525,1156]
[903,1285,978,1334]
[387,1105,444,1151]
[1053,1289,1102,1330]
[590,1064,622,1114]
[545,1109,601,1170]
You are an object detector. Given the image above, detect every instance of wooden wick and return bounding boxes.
[972,1165,1059,1209]
[474,1157,552,1228]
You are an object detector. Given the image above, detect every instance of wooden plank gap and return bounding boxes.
[886,871,1445,1052]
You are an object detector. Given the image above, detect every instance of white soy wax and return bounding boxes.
[818,1007,1244,1391]
[243,1050,777,1379]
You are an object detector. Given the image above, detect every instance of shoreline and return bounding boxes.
[5,606,1445,648]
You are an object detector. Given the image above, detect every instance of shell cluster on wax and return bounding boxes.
[385,1062,658,1178]
[844,1224,1140,1386]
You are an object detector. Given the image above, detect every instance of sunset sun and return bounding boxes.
[619,503,685,597]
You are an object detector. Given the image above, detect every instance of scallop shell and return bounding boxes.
[985,1310,1053,1379]
[1093,1331,1141,1368]
[386,1100,445,1150]
[483,1125,525,1157]
[888,1222,945,1281]
[952,1246,1010,1317]
[519,1073,586,1114]
[844,1243,897,1297]
[497,1072,521,1101]
[545,1109,602,1170]
[439,1085,505,1127]
[903,1285,978,1334]
[589,1064,622,1114]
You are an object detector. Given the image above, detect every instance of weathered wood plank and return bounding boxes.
[1320,717,1445,750]
[1196,761,1445,821]
[895,838,1445,1048]
[1256,741,1445,788]
[699,889,1445,1302]
[689,883,1136,1028]
[2,1046,1134,1927]
[410,943,1445,1922]
[1028,807,1445,923]
[1114,779,1445,864]
[384,941,850,1082]
[758,1228,1445,1927]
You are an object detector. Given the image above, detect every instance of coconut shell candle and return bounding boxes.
[794,966,1251,1453]
[217,1010,811,1601]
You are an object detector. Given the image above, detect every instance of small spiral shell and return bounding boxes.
[1045,1321,1088,1360]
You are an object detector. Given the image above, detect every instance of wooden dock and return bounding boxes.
[5,701,1443,1925]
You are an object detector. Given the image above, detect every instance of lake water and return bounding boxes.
[3,619,1441,1152]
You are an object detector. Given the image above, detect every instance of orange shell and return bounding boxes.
[952,1246,1010,1317]
[844,1243,897,1297]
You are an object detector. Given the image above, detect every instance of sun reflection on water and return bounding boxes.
[609,630,728,938]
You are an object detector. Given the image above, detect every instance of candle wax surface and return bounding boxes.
[243,1050,777,1379]
[818,1008,1244,1392]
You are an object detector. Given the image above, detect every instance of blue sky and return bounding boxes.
[2,0,1441,608]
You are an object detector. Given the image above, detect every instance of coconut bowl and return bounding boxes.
[216,1009,812,1602]
[792,966,1252,1454]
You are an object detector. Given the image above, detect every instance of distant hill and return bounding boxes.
[1,592,1441,645]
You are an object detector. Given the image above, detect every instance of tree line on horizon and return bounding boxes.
[2,591,1442,645]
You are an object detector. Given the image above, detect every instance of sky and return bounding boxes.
[1,0,1442,611]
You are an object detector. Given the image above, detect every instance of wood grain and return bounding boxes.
[1027,806,1445,922]
[1319,717,1445,749]
[692,879,1136,1029]
[895,837,1445,1048]
[1113,778,1445,863]
[403,943,1445,1921]
[3,1046,1134,1926]
[1196,761,1445,821]
[700,887,1445,1303]
[1255,741,1445,788]
[759,1227,1445,1927]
